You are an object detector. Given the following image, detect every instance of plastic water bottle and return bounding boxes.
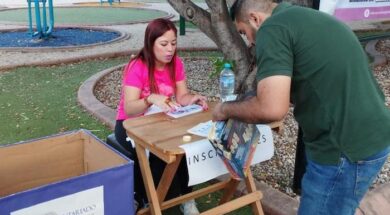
[219,63,235,102]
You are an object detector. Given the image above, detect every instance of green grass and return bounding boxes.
[163,182,252,215]
[355,29,390,42]
[0,7,167,24]
[0,51,221,145]
[195,183,252,214]
[0,51,252,214]
[0,57,128,145]
[355,30,388,38]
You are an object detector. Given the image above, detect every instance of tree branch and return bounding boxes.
[167,0,217,43]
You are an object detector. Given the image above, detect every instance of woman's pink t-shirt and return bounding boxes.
[116,56,186,120]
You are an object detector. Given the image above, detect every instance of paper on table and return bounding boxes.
[187,120,213,137]
[166,104,203,118]
[144,104,203,118]
[144,105,164,116]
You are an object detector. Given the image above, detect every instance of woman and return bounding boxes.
[115,18,207,215]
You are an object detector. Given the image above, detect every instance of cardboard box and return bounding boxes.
[0,129,134,215]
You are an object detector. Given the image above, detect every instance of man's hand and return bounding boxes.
[212,102,228,121]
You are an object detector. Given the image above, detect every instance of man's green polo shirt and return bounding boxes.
[256,3,390,164]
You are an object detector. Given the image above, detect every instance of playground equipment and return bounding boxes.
[100,0,121,6]
[27,0,54,38]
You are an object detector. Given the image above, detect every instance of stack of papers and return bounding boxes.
[144,105,164,116]
[166,104,203,118]
[144,104,203,118]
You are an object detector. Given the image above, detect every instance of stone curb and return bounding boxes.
[365,39,388,67]
[77,64,125,130]
[78,63,299,215]
[0,47,218,72]
[356,183,390,215]
[0,50,133,72]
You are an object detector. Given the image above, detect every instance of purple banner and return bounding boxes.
[334,6,390,21]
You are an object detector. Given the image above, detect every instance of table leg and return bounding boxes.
[135,144,162,215]
[156,154,183,204]
[219,178,240,204]
[244,170,264,215]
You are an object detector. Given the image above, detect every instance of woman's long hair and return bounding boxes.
[134,18,178,94]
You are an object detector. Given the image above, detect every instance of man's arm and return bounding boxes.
[212,75,291,124]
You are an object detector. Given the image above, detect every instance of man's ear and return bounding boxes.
[248,12,262,29]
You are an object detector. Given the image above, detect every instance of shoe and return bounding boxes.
[180,199,200,215]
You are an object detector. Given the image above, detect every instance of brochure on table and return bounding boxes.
[145,104,203,118]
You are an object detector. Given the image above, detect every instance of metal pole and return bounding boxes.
[179,16,185,36]
[27,0,33,35]
[42,0,48,37]
[34,0,42,38]
[46,0,54,35]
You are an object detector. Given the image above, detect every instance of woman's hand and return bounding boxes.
[148,94,180,112]
[189,94,208,110]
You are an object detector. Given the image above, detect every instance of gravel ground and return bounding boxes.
[95,39,390,198]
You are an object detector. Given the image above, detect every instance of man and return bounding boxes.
[292,0,320,195]
[213,0,390,214]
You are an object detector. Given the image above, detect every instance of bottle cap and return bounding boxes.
[183,135,192,142]
[224,63,231,69]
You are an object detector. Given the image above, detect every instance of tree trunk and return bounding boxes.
[168,0,313,94]
[204,0,253,93]
[168,0,253,93]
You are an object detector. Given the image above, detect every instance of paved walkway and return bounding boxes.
[1,1,389,215]
[0,1,215,70]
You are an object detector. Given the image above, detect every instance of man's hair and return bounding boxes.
[230,0,274,22]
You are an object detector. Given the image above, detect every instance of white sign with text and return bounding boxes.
[11,186,104,215]
[320,0,390,21]
[180,125,274,186]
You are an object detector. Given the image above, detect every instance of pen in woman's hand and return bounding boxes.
[168,96,181,110]
[162,97,178,112]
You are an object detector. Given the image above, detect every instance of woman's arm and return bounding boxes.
[123,86,149,116]
[123,86,177,116]
[175,80,208,109]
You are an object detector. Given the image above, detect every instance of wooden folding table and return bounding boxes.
[123,106,282,215]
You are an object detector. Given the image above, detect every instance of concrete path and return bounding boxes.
[1,1,389,215]
[0,1,215,70]
[0,0,103,8]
